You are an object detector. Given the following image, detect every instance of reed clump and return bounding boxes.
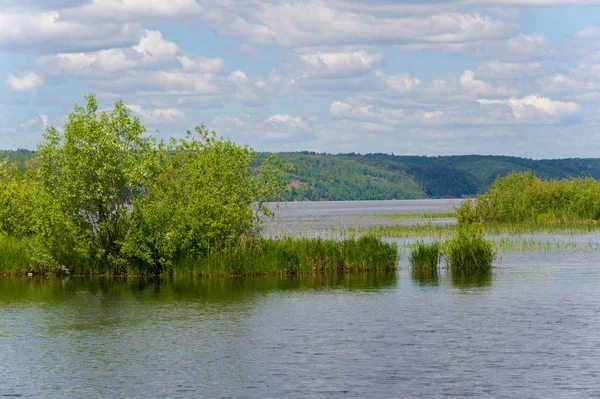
[444,225,496,272]
[457,172,600,225]
[168,236,398,276]
[0,235,398,277]
[408,241,442,269]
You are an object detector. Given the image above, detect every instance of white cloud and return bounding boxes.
[229,70,248,81]
[475,33,552,60]
[301,51,383,77]
[376,72,421,94]
[5,72,43,91]
[133,30,177,57]
[474,61,542,80]
[75,0,202,18]
[127,104,186,123]
[36,30,179,75]
[0,10,141,52]
[478,95,580,124]
[249,4,516,47]
[572,25,600,39]
[178,56,225,73]
[265,114,309,130]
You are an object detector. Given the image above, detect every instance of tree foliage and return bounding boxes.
[0,95,288,274]
[122,126,289,273]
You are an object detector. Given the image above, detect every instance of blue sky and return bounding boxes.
[1,1,600,158]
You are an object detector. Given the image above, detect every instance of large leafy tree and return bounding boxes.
[36,95,157,271]
[0,158,37,238]
[34,95,287,274]
[122,126,288,273]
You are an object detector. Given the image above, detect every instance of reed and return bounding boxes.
[444,225,496,272]
[0,235,30,275]
[457,172,600,225]
[408,241,442,269]
[368,212,456,219]
[167,236,399,276]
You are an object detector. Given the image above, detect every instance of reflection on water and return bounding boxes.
[2,260,600,398]
[410,268,493,290]
[449,269,493,290]
[411,267,440,286]
[0,273,398,303]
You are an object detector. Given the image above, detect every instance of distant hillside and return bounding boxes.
[254,152,600,200]
[4,149,600,200]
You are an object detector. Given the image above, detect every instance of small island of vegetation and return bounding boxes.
[0,95,397,276]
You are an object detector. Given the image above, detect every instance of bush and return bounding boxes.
[458,172,600,225]
[444,224,496,271]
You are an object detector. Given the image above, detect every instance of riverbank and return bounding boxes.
[0,236,398,277]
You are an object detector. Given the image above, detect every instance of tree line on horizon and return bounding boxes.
[4,146,600,202]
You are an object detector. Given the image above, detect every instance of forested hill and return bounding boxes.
[253,152,600,201]
[4,149,600,200]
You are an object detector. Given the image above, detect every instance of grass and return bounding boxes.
[0,235,30,275]
[457,172,600,225]
[168,236,398,276]
[366,212,456,219]
[444,225,496,272]
[408,241,442,269]
[0,235,398,277]
[348,221,600,239]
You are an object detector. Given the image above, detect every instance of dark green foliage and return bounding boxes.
[444,225,496,272]
[7,150,600,201]
[253,152,600,200]
[408,241,442,269]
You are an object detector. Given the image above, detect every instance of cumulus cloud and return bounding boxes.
[300,51,383,77]
[178,56,225,73]
[127,104,186,123]
[5,72,43,91]
[265,114,309,130]
[376,72,421,94]
[474,33,552,60]
[478,95,580,124]
[474,61,542,80]
[0,10,141,52]
[36,30,181,75]
[572,25,600,39]
[249,3,516,47]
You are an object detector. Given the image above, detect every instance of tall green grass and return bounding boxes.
[168,236,398,276]
[457,172,600,225]
[0,235,30,275]
[444,225,496,272]
[408,241,442,269]
[0,235,398,276]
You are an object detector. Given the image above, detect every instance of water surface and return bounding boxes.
[3,199,600,398]
[2,260,600,398]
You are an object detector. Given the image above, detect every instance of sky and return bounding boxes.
[1,1,600,158]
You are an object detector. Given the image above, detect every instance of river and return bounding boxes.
[2,199,600,398]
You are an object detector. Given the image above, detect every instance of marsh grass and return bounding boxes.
[168,236,398,276]
[0,235,398,277]
[457,172,600,225]
[409,241,442,269]
[367,212,456,219]
[0,235,30,275]
[444,225,496,272]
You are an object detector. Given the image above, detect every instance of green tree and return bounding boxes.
[0,158,37,237]
[35,95,157,271]
[122,126,289,273]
